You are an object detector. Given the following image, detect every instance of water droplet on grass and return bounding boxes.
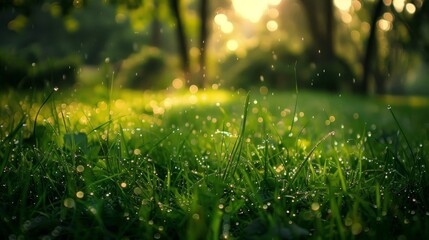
[63,198,75,208]
[76,191,84,199]
[311,202,320,211]
[134,187,142,195]
[76,165,84,172]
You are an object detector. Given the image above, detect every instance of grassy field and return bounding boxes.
[1,84,429,239]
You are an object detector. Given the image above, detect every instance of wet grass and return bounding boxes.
[1,86,429,239]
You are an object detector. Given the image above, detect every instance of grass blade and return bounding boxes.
[289,131,335,186]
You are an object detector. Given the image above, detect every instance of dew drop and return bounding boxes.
[63,198,75,208]
[76,191,84,199]
[311,202,320,211]
[76,165,84,173]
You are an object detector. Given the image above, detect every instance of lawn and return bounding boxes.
[1,85,428,239]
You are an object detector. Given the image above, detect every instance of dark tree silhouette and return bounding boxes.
[150,0,162,48]
[299,0,354,91]
[361,0,384,94]
[300,0,334,59]
[197,0,209,87]
[169,0,190,79]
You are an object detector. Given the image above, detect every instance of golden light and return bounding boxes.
[227,40,238,51]
[405,3,416,14]
[221,21,234,34]
[214,13,234,34]
[189,85,199,94]
[378,19,391,31]
[268,0,281,4]
[232,0,269,23]
[393,0,405,12]
[334,0,352,11]
[383,0,392,6]
[266,20,278,32]
[340,12,352,24]
[76,191,84,199]
[352,0,362,10]
[383,12,394,22]
[351,30,360,42]
[214,13,228,25]
[267,8,279,18]
[172,78,184,89]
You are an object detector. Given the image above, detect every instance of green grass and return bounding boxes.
[1,85,429,239]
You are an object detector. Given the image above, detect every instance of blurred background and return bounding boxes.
[1,0,428,95]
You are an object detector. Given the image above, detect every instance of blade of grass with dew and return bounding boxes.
[388,105,416,165]
[222,93,250,181]
[289,131,335,186]
[32,88,58,146]
[288,61,299,137]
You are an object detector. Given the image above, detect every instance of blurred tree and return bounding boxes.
[105,0,212,87]
[168,0,190,79]
[299,0,354,91]
[300,0,334,59]
[361,0,428,94]
[361,0,385,94]
[197,0,209,87]
[1,0,213,87]
[150,0,162,48]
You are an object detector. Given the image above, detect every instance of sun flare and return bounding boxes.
[232,0,281,23]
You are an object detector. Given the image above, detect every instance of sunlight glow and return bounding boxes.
[214,13,228,25]
[405,3,416,14]
[266,20,278,32]
[393,0,405,12]
[334,0,352,11]
[214,13,234,33]
[232,0,267,23]
[172,78,184,89]
[189,85,199,94]
[267,8,279,18]
[227,40,238,51]
[340,12,352,24]
[221,21,234,33]
[378,19,391,31]
[232,0,282,23]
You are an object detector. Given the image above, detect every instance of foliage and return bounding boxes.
[1,87,428,239]
[0,50,80,89]
[115,47,173,89]
[220,45,355,91]
[0,0,142,65]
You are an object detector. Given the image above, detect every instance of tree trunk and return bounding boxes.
[198,0,209,87]
[300,0,334,59]
[361,0,384,94]
[150,0,161,48]
[169,0,190,78]
[300,0,342,91]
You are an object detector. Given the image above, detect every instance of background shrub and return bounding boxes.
[115,47,172,90]
[220,45,355,92]
[0,50,80,89]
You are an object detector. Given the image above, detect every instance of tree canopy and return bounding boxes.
[1,0,428,94]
